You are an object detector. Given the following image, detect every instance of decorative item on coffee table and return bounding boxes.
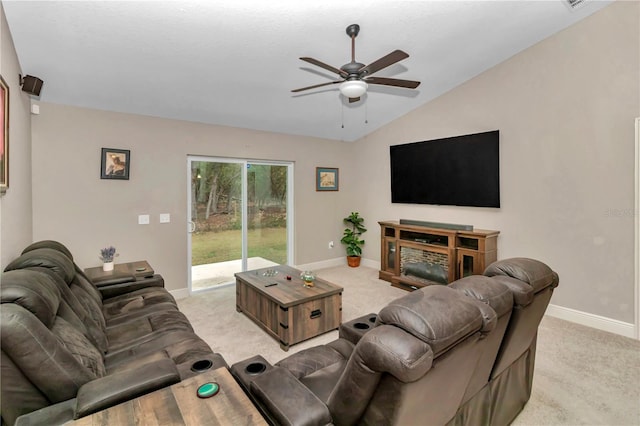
[99,246,118,271]
[300,270,316,287]
[341,211,367,267]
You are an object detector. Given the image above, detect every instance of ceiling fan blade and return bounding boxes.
[358,50,409,77]
[348,97,361,103]
[365,76,421,89]
[300,57,347,77]
[291,80,341,93]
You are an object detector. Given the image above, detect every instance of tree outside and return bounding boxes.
[190,162,288,266]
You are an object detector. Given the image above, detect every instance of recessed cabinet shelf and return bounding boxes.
[379,221,499,291]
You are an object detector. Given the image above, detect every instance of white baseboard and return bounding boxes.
[170,288,190,300]
[173,258,375,299]
[545,304,636,339]
[295,257,346,271]
[360,258,381,270]
[296,257,381,271]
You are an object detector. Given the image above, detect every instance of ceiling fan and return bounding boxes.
[292,24,421,103]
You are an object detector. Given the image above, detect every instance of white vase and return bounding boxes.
[103,261,114,272]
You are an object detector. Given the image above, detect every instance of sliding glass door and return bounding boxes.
[246,163,290,267]
[187,157,293,292]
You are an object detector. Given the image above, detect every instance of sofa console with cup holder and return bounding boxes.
[0,241,227,426]
[231,257,559,426]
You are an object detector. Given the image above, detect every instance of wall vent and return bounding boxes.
[564,0,587,10]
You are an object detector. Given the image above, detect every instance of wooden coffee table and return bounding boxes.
[235,265,343,351]
[70,368,267,425]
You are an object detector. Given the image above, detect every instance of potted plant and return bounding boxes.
[341,212,367,267]
[99,246,118,271]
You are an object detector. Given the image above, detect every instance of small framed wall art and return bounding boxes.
[101,148,130,180]
[316,167,339,191]
[1,74,9,194]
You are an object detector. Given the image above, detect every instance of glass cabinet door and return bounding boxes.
[385,239,396,271]
[458,250,478,278]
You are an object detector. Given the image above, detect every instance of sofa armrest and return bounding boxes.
[250,367,332,426]
[98,274,165,299]
[74,358,180,419]
[14,398,77,426]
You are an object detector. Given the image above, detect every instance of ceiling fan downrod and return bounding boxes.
[346,24,360,63]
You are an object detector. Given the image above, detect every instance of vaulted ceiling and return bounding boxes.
[2,0,612,142]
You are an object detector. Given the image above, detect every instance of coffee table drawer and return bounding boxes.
[280,294,342,347]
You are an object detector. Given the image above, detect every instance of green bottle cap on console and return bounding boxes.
[197,382,220,398]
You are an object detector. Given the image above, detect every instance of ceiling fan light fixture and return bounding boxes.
[339,80,367,98]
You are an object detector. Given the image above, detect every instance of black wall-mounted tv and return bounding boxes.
[390,130,500,208]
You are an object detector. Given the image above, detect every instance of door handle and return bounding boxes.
[188,221,196,233]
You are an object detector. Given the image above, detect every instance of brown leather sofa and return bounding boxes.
[0,241,227,426]
[230,257,559,426]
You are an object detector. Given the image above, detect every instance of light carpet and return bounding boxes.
[178,265,640,425]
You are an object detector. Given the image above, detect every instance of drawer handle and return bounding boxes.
[310,309,322,319]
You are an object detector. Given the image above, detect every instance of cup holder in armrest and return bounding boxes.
[246,362,267,375]
[230,355,273,394]
[339,313,378,345]
[191,359,213,373]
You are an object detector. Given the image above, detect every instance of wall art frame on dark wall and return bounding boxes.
[1,74,9,194]
[316,167,339,191]
[100,148,130,180]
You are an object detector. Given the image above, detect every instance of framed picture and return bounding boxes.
[316,167,339,191]
[101,148,130,180]
[1,75,9,194]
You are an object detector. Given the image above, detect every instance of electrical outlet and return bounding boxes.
[160,213,171,223]
[138,214,150,225]
[328,241,334,249]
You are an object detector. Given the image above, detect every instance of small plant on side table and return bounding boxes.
[341,212,367,267]
[99,246,118,271]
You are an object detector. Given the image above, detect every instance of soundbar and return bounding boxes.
[399,219,473,231]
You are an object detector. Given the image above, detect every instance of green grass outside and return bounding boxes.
[191,227,287,265]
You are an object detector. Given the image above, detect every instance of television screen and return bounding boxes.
[390,130,500,208]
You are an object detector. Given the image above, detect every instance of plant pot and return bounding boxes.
[102,261,114,272]
[347,256,361,268]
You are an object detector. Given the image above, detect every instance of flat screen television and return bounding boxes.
[390,130,500,208]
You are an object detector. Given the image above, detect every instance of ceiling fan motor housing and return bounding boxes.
[341,62,366,76]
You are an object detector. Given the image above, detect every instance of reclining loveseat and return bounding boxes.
[1,241,227,426]
[231,257,559,426]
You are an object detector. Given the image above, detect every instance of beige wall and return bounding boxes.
[353,1,639,323]
[0,4,33,268]
[30,104,352,291]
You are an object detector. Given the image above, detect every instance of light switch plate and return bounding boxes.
[138,214,150,225]
[160,213,171,223]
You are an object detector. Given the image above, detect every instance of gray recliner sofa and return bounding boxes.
[0,241,227,426]
[230,257,559,426]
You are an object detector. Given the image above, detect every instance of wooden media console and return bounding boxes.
[379,220,499,291]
